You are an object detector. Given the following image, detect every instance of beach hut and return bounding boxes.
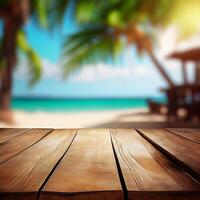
[168,47,200,84]
[163,47,200,121]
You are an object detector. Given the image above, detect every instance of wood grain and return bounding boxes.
[111,129,200,200]
[138,129,200,182]
[40,129,123,200]
[0,129,52,164]
[167,128,200,144]
[0,129,76,200]
[0,128,29,144]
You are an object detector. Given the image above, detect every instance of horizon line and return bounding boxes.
[12,96,164,100]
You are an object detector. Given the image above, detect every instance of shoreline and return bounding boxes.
[0,108,162,128]
[1,108,200,129]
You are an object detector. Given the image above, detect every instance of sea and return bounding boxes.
[11,97,166,112]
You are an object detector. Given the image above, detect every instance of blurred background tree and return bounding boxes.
[0,0,50,122]
[63,0,175,87]
[63,0,200,85]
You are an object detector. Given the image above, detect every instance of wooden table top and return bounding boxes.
[0,128,199,200]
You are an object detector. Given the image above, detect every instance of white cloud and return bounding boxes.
[42,60,62,79]
[15,58,153,83]
[15,27,199,86]
[70,63,151,83]
[15,59,62,80]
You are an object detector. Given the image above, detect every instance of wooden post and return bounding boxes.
[198,62,200,84]
[195,61,200,84]
[182,61,188,84]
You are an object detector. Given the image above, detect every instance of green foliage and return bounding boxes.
[64,0,200,77]
[17,30,42,85]
[107,10,124,28]
[2,0,199,83]
[76,1,95,23]
[62,0,172,75]
[31,0,49,28]
[48,0,69,28]
[62,25,123,76]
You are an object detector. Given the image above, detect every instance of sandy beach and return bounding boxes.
[0,108,167,128]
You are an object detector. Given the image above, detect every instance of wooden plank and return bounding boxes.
[0,129,52,164]
[0,129,76,200]
[138,129,200,182]
[0,128,30,143]
[111,129,200,200]
[167,128,200,144]
[40,129,123,200]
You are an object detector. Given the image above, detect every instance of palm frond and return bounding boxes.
[62,26,123,77]
[31,0,49,28]
[17,30,42,85]
[75,0,96,23]
[48,0,70,28]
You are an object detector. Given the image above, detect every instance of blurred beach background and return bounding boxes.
[8,97,164,128]
[1,0,200,128]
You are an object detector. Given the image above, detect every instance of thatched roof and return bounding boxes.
[168,47,200,61]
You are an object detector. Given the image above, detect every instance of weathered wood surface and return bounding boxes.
[111,129,200,200]
[40,129,123,200]
[0,128,29,144]
[0,128,200,200]
[138,129,200,181]
[0,129,52,164]
[167,128,200,143]
[0,129,76,200]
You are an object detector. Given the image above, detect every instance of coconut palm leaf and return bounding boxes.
[75,0,99,23]
[62,25,123,76]
[61,0,177,86]
[61,0,162,76]
[48,0,70,28]
[17,30,42,85]
[31,0,49,28]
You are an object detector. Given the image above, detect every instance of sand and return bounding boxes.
[0,108,167,128]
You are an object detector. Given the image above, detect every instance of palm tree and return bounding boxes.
[62,0,175,87]
[0,0,49,122]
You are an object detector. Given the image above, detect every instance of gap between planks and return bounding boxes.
[112,129,200,200]
[0,128,31,144]
[137,129,200,183]
[0,129,77,200]
[110,129,128,200]
[0,129,53,165]
[36,129,78,200]
[166,128,200,144]
[39,129,123,200]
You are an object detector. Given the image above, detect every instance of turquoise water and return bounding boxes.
[11,98,165,112]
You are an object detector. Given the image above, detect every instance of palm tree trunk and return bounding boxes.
[0,68,13,110]
[0,18,17,113]
[147,49,174,87]
[0,0,29,123]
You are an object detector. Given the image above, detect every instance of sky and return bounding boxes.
[13,9,200,98]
